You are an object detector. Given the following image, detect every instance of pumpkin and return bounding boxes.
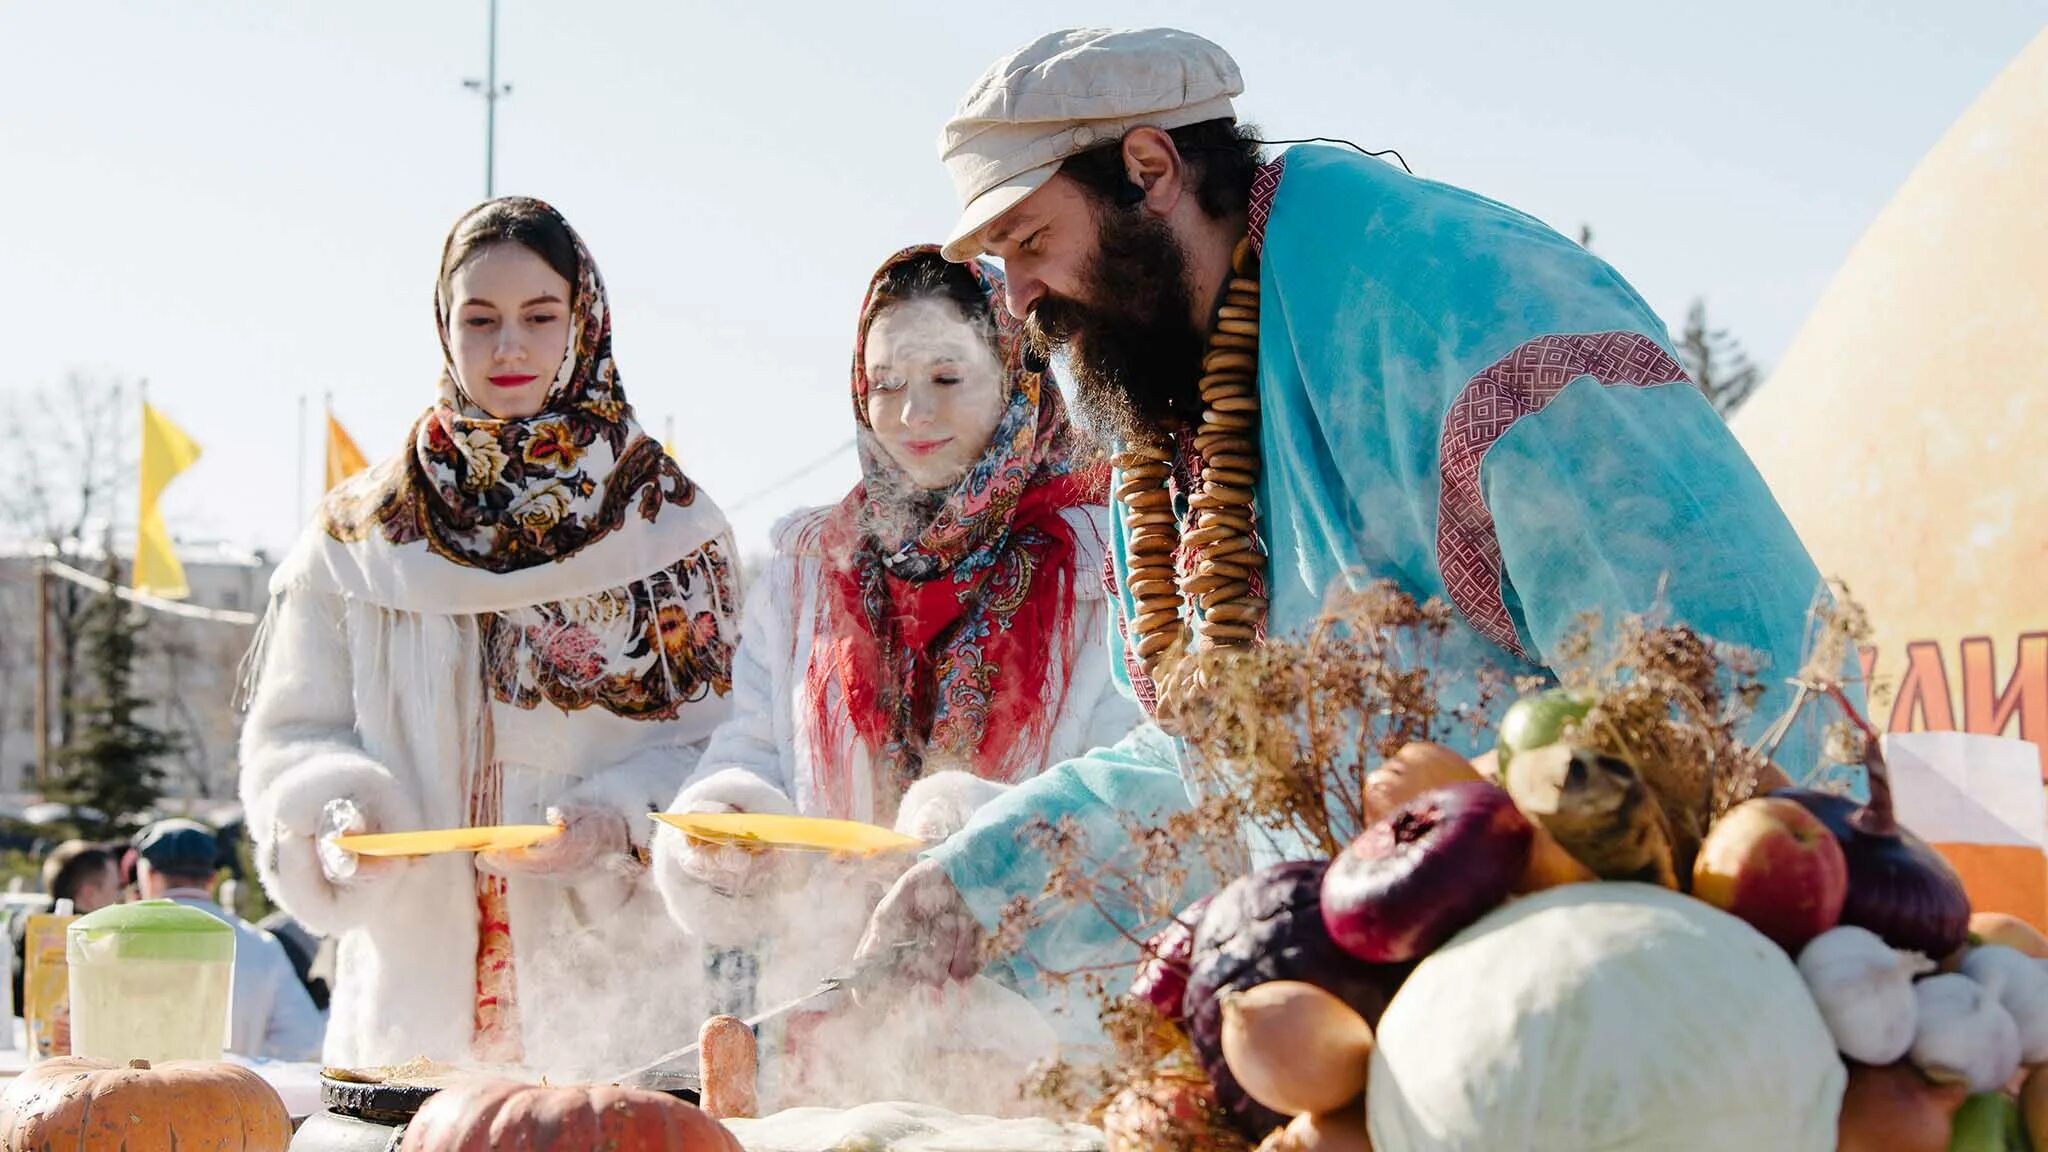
[0,1056,291,1151]
[397,1077,743,1152]
[1365,883,1845,1151]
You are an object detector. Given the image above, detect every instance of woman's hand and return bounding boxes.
[652,776,806,947]
[667,801,785,896]
[476,804,631,882]
[314,797,405,887]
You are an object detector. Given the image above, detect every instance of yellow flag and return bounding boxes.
[326,411,369,490]
[135,402,202,599]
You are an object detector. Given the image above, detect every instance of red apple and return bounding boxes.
[1691,796,1849,953]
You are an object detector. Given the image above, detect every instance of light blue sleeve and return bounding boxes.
[1484,378,1866,790]
[260,936,328,1061]
[923,723,1203,997]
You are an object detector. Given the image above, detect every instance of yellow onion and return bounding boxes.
[2019,1064,2048,1152]
[1834,1061,1967,1152]
[1220,981,1374,1117]
[1259,1108,1374,1152]
[1363,743,1479,823]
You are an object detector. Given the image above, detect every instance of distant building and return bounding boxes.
[0,541,272,800]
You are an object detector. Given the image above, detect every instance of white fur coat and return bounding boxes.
[239,581,727,1079]
[652,505,1140,1005]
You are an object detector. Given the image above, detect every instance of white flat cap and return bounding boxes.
[938,27,1243,261]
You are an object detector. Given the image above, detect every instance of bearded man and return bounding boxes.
[856,27,1853,1019]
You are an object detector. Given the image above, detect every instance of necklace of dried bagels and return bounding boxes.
[1112,235,1269,692]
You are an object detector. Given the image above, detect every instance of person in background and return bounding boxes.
[132,819,325,1062]
[9,841,121,1018]
[257,910,333,1013]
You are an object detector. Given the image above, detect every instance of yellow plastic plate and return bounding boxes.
[333,825,562,858]
[650,812,922,856]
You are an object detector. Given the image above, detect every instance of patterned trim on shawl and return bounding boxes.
[1248,152,1287,254]
[1435,332,1690,659]
[468,756,521,1063]
[483,535,740,720]
[328,428,698,574]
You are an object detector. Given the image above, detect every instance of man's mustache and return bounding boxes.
[1023,297,1087,367]
[1025,297,1086,348]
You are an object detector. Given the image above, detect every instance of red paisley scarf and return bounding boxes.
[803,246,1107,822]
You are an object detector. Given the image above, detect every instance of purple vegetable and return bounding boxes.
[1323,781,1533,964]
[1184,860,1402,1138]
[1768,684,1972,961]
[1776,787,1970,960]
[1129,894,1214,1027]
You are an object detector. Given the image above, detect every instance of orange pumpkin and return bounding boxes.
[0,1056,291,1151]
[397,1078,742,1152]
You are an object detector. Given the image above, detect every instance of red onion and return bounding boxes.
[1774,686,1970,960]
[1129,894,1213,1026]
[1185,862,1399,1138]
[1321,781,1534,964]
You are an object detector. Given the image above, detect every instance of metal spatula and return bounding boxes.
[614,941,916,1093]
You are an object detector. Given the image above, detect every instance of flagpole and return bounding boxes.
[120,380,136,573]
[484,0,497,197]
[464,0,510,199]
[297,393,308,518]
[323,391,334,496]
[130,380,149,589]
[34,548,50,786]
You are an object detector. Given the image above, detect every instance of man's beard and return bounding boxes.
[1024,207,1206,447]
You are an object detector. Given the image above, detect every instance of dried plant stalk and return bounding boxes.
[1001,577,1872,1131]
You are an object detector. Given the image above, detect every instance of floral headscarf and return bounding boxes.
[802,245,1108,821]
[322,197,698,576]
[292,197,738,726]
[306,197,731,618]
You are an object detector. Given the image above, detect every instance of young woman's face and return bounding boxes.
[862,298,1007,491]
[446,242,573,419]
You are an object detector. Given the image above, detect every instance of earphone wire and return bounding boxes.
[1254,137,1412,175]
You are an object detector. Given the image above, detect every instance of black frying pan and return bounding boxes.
[319,1072,699,1124]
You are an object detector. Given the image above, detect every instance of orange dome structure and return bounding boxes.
[1734,30,2048,782]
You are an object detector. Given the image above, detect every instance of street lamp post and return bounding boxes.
[463,0,512,198]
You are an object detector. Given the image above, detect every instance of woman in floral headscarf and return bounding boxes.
[649,248,1139,1092]
[240,198,739,1077]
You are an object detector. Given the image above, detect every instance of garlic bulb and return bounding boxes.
[1910,973,2022,1093]
[1960,945,2048,1063]
[1796,925,1931,1064]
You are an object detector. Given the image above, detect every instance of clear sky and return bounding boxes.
[3,2,2041,561]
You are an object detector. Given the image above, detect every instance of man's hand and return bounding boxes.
[854,858,984,985]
